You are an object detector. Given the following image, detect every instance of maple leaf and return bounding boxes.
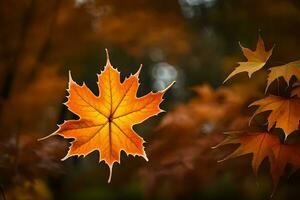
[249,95,300,138]
[270,143,300,194]
[214,131,279,175]
[215,131,300,194]
[40,49,174,182]
[224,35,273,83]
[266,60,300,92]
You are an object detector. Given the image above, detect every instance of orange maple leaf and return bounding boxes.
[215,131,300,194]
[41,49,174,182]
[214,131,279,175]
[249,95,300,138]
[266,60,300,92]
[270,143,300,194]
[224,35,273,83]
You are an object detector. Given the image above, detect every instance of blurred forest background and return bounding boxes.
[1,0,300,199]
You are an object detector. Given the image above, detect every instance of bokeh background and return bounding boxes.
[1,0,300,199]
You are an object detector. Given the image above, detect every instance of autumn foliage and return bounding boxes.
[41,50,173,183]
[2,0,300,199]
[216,35,300,195]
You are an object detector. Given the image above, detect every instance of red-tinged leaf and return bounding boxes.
[270,143,300,195]
[214,131,279,175]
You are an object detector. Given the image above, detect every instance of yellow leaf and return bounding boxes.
[266,60,300,92]
[224,35,273,83]
[250,95,300,138]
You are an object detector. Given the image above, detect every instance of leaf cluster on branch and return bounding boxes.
[216,35,300,195]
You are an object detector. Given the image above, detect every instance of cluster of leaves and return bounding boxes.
[39,50,266,198]
[3,0,300,198]
[216,35,300,194]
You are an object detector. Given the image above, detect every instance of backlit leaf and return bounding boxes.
[266,60,300,92]
[214,131,279,175]
[224,35,273,83]
[40,50,174,182]
[250,95,300,138]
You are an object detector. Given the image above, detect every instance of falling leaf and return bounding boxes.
[40,49,174,183]
[249,95,300,138]
[270,143,300,194]
[224,35,273,83]
[214,131,279,175]
[266,60,300,92]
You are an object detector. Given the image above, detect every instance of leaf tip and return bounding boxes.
[108,165,113,183]
[162,81,176,93]
[105,48,111,66]
[38,131,58,141]
[264,86,269,94]
[143,154,149,162]
[135,64,143,77]
[68,70,74,83]
[61,154,69,161]
[160,109,166,113]
[238,41,244,49]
